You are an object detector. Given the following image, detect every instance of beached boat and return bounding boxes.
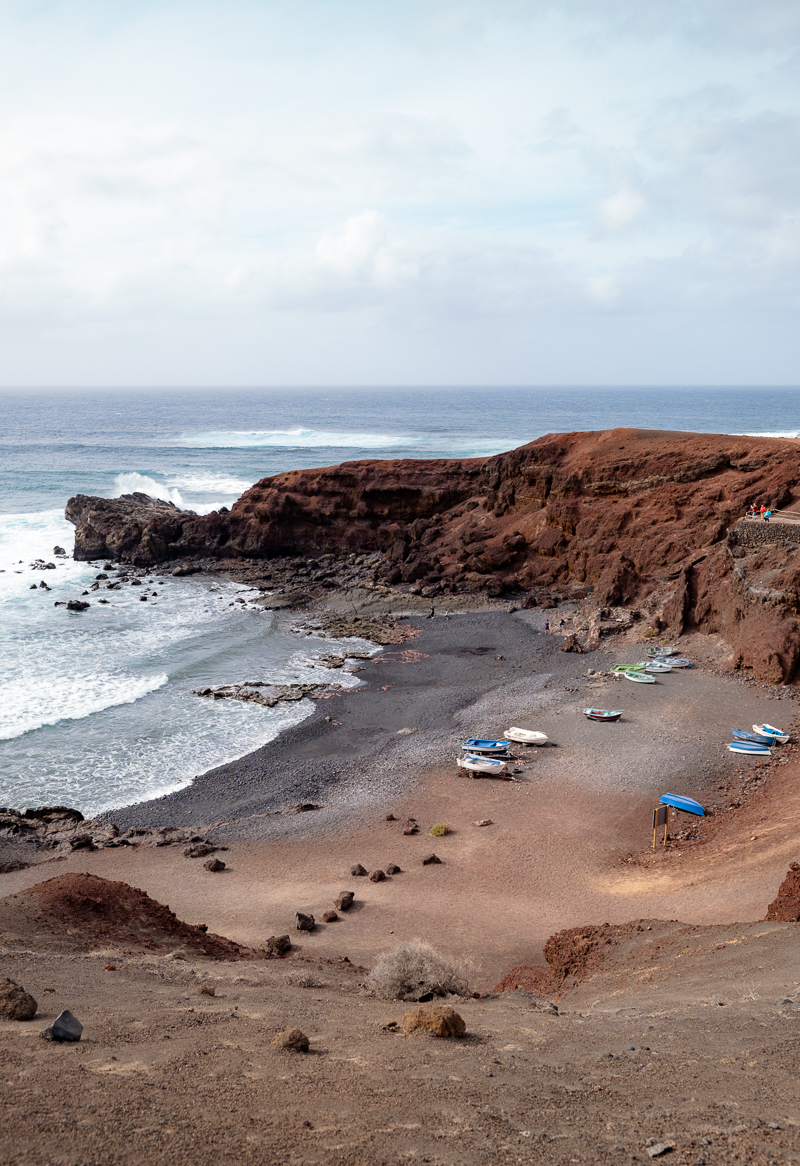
[643,660,672,673]
[657,657,690,667]
[755,723,789,743]
[457,754,513,777]
[646,645,677,656]
[583,708,623,721]
[728,741,771,755]
[732,728,774,746]
[460,738,511,755]
[660,793,705,816]
[622,671,656,684]
[611,663,646,672]
[504,727,548,745]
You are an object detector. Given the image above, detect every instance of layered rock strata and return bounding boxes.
[66,430,800,681]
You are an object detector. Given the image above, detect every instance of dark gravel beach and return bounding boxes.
[106,610,582,837]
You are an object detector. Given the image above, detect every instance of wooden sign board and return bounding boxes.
[652,803,669,849]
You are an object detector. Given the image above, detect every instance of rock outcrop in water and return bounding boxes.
[66,430,800,681]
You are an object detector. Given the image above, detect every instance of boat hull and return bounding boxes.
[583,708,623,721]
[728,742,771,755]
[504,727,547,745]
[623,671,656,684]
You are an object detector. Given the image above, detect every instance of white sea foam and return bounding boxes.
[181,426,408,449]
[167,472,253,495]
[180,426,518,458]
[732,431,800,439]
[111,472,184,506]
[0,671,169,741]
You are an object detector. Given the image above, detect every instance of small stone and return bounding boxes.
[401,1005,466,1038]
[474,819,493,827]
[0,978,38,1021]
[104,964,116,972]
[422,853,442,865]
[40,1009,83,1042]
[369,869,386,882]
[271,1028,310,1052]
[196,984,216,997]
[203,858,226,872]
[66,599,90,612]
[265,934,291,956]
[322,910,339,923]
[295,912,316,932]
[184,843,215,858]
[647,1143,675,1158]
[386,863,402,875]
[334,891,354,911]
[385,813,397,821]
[350,863,367,876]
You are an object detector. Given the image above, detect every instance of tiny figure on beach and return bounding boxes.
[760,505,766,520]
[749,503,757,518]
[544,619,550,632]
[764,508,772,523]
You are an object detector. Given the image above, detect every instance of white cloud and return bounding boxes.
[0,1,799,382]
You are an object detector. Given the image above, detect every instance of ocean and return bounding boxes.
[2,384,798,818]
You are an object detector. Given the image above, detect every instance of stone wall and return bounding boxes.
[730,519,800,548]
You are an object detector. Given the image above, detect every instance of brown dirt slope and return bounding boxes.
[0,873,262,959]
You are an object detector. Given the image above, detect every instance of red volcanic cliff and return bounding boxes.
[66,429,800,681]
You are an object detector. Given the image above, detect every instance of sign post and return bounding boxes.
[652,803,669,850]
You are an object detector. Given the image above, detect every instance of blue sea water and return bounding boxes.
[1,384,799,817]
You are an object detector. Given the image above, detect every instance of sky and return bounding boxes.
[1,0,800,386]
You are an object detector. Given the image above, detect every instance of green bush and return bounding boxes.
[429,823,450,837]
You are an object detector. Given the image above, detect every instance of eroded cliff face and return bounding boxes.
[66,429,800,681]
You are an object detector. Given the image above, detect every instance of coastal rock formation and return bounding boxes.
[66,430,800,680]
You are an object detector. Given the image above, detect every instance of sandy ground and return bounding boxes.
[3,611,800,1163]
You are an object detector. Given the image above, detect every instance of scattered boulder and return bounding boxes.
[386,863,402,875]
[281,803,322,815]
[196,984,216,997]
[265,935,291,956]
[53,546,66,555]
[0,978,37,1021]
[422,853,442,865]
[204,858,226,872]
[385,813,397,821]
[350,863,367,876]
[322,911,339,923]
[401,1005,466,1038]
[369,869,386,882]
[334,891,355,911]
[295,912,316,932]
[40,1009,83,1042]
[271,1028,310,1052]
[66,600,90,612]
[765,862,800,921]
[474,819,493,827]
[560,632,582,653]
[184,843,216,858]
[402,820,420,836]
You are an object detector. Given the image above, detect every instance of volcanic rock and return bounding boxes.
[265,935,291,956]
[204,858,226,872]
[322,911,338,923]
[422,853,442,865]
[369,869,386,882]
[334,892,355,911]
[401,1005,466,1038]
[271,1028,310,1052]
[40,1010,83,1042]
[295,912,316,932]
[350,863,367,876]
[0,978,37,1021]
[765,862,800,921]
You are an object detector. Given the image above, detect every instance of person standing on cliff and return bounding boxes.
[749,503,757,518]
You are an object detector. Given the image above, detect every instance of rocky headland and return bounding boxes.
[67,428,800,681]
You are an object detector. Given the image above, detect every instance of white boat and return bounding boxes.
[658,657,690,667]
[622,670,656,684]
[646,645,677,656]
[457,754,513,778]
[754,723,789,744]
[728,741,771,755]
[504,727,548,745]
[643,660,672,673]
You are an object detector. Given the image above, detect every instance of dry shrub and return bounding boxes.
[429,824,450,837]
[364,939,469,1001]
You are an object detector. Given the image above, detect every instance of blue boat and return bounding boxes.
[660,793,705,816]
[732,728,774,746]
[728,741,771,755]
[461,738,511,755]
